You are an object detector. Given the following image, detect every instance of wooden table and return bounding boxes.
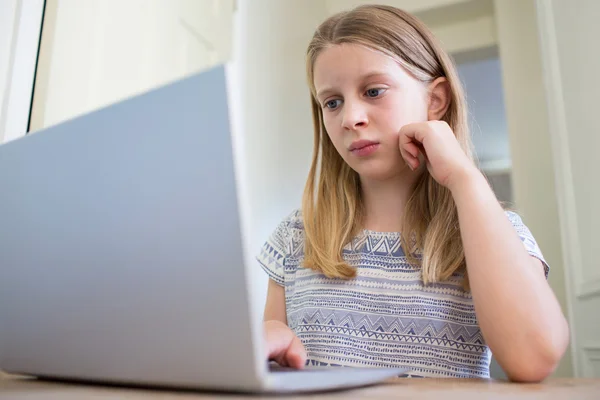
[1,374,599,399]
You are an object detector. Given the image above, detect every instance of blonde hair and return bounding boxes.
[302,5,475,285]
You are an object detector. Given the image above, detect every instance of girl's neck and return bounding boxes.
[360,171,419,233]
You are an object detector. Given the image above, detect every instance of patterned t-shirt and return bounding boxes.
[257,209,549,378]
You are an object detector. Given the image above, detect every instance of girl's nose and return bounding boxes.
[341,102,369,131]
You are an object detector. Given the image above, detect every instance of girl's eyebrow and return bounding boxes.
[316,72,391,99]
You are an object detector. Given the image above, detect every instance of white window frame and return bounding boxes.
[0,0,45,144]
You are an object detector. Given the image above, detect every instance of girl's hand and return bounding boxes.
[264,320,307,369]
[399,121,479,190]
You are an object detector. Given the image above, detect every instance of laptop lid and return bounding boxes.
[0,65,267,391]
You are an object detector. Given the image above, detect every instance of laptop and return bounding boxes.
[0,65,405,393]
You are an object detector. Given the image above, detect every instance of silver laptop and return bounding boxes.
[0,65,405,393]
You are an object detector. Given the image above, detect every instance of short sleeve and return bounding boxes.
[505,211,549,278]
[256,211,295,286]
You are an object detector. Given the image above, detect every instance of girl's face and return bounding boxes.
[313,43,429,181]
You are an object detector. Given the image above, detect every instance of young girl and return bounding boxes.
[258,4,568,381]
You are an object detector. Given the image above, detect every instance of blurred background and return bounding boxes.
[1,0,598,380]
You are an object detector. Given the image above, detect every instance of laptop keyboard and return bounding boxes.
[268,362,335,372]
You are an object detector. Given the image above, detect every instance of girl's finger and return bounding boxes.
[399,122,428,144]
[415,142,429,162]
[403,152,420,170]
[403,142,420,159]
[285,336,307,369]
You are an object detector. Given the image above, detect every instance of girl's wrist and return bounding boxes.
[447,164,485,195]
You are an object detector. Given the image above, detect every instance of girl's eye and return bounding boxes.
[366,88,386,98]
[325,99,342,110]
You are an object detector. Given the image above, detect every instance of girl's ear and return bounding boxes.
[427,77,451,121]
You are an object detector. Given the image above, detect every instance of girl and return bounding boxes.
[258,4,568,381]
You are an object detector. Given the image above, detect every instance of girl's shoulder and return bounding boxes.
[504,209,522,223]
[504,209,549,277]
[504,209,535,238]
[257,209,305,285]
[287,208,304,225]
[275,208,305,235]
[261,209,306,256]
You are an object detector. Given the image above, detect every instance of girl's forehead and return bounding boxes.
[314,43,395,73]
[312,44,410,92]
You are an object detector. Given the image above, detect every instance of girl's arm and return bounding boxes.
[264,278,288,323]
[263,279,307,368]
[449,170,569,382]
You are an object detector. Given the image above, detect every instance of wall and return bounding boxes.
[30,0,232,132]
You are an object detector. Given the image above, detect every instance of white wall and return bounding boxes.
[30,0,232,132]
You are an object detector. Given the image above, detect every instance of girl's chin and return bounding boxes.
[352,164,413,182]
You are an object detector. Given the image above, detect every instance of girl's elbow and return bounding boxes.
[505,359,557,383]
[505,324,570,383]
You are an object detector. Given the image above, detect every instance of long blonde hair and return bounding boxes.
[302,5,475,285]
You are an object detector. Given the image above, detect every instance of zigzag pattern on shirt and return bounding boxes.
[349,234,405,256]
[299,328,486,352]
[289,304,478,328]
[295,310,485,345]
[290,288,476,311]
[289,300,477,324]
